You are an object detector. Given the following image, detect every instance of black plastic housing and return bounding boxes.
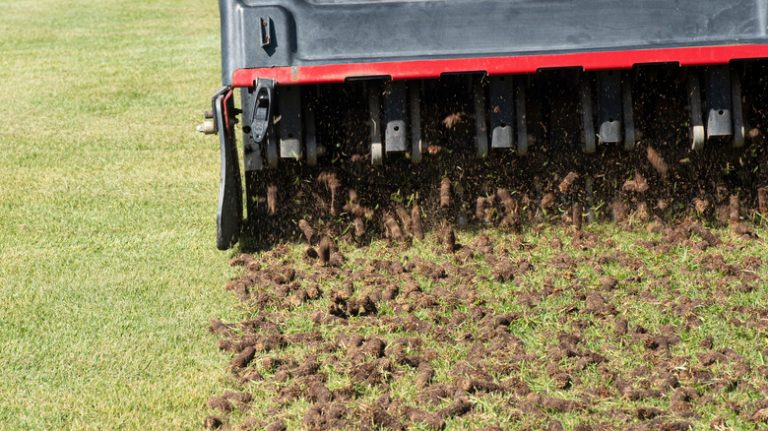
[219,0,768,85]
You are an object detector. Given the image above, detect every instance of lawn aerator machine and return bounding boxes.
[199,0,768,250]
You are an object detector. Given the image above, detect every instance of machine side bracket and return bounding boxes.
[212,86,243,250]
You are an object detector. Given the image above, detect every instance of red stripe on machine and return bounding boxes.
[231,44,768,87]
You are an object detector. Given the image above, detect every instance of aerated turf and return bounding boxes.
[207,222,768,431]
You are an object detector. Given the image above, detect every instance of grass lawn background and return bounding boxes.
[0,1,239,429]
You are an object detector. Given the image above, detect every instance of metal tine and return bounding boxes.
[384,80,407,153]
[704,65,733,141]
[304,86,318,166]
[409,82,423,164]
[266,131,278,168]
[489,75,514,149]
[622,71,637,151]
[596,70,623,144]
[368,82,384,165]
[579,74,596,154]
[687,70,705,151]
[473,76,489,158]
[278,85,303,159]
[731,65,745,148]
[515,76,528,156]
[244,134,264,172]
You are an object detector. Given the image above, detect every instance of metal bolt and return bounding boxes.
[196,120,216,135]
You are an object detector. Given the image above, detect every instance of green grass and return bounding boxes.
[0,1,239,429]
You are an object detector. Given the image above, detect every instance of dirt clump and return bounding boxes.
[758,187,768,214]
[230,254,259,270]
[209,319,234,337]
[207,396,234,413]
[405,407,445,430]
[353,217,366,238]
[384,212,405,241]
[686,221,721,247]
[572,203,583,230]
[203,416,223,429]
[439,397,473,419]
[729,195,740,223]
[442,112,463,129]
[456,377,501,393]
[493,260,516,282]
[442,225,458,253]
[440,178,452,208]
[623,173,650,193]
[495,188,520,228]
[415,362,435,388]
[267,185,278,215]
[598,276,618,290]
[585,292,614,315]
[611,200,628,223]
[303,402,348,430]
[411,205,424,240]
[265,421,287,431]
[559,172,579,194]
[646,146,669,178]
[298,219,315,243]
[230,346,256,370]
[317,236,333,265]
[476,196,490,221]
[541,192,556,210]
[396,206,413,237]
[752,407,768,423]
[693,197,710,215]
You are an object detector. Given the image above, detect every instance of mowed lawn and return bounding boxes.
[0,1,239,429]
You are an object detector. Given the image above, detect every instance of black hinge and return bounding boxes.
[250,79,275,144]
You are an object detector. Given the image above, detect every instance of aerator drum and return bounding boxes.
[199,0,768,250]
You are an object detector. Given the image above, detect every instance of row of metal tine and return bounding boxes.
[247,65,746,171]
